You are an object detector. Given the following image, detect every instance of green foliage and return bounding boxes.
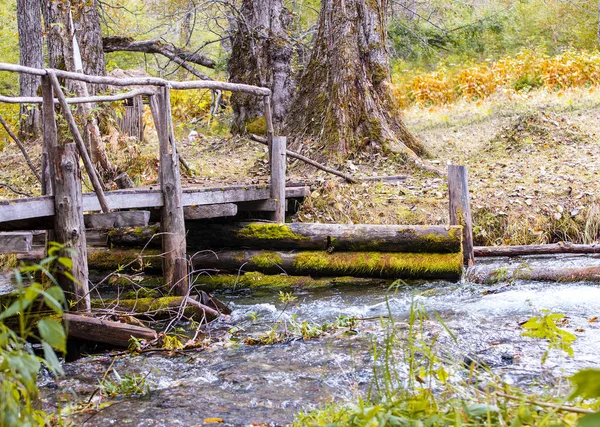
[0,248,68,426]
[520,309,577,364]
[99,369,149,397]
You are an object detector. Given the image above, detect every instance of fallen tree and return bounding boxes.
[474,243,600,257]
[191,249,463,280]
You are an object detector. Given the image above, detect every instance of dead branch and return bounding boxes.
[0,115,41,183]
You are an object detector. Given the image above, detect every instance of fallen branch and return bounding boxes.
[249,134,358,183]
[0,183,32,197]
[103,36,215,70]
[0,115,41,183]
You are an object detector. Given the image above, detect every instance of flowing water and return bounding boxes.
[25,255,600,425]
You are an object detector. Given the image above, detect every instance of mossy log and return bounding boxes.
[87,248,163,272]
[91,296,220,321]
[474,243,600,257]
[109,223,462,253]
[63,313,157,347]
[468,265,600,284]
[192,250,463,280]
[196,272,391,291]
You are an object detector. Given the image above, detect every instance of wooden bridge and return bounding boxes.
[0,63,306,311]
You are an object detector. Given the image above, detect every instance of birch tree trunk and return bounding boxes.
[285,0,429,164]
[228,0,293,134]
[17,0,43,140]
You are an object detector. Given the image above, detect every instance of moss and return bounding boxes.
[292,251,462,280]
[92,296,185,314]
[245,117,267,135]
[87,249,162,272]
[236,223,309,241]
[249,252,283,268]
[196,272,391,291]
[122,288,161,299]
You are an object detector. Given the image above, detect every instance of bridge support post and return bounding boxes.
[448,164,474,267]
[270,136,286,224]
[150,87,188,296]
[43,76,91,311]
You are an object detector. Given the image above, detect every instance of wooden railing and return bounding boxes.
[0,62,286,310]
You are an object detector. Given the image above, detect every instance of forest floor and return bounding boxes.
[2,85,600,246]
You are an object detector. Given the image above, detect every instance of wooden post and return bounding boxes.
[448,164,474,267]
[41,76,55,196]
[270,136,286,224]
[46,71,110,213]
[150,88,188,296]
[50,143,91,311]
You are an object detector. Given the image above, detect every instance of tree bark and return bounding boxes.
[285,0,429,164]
[72,0,106,94]
[17,0,43,140]
[228,0,293,134]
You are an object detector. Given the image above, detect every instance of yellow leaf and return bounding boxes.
[204,418,223,424]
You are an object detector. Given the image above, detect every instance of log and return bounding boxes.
[0,63,271,95]
[84,211,150,229]
[50,143,90,312]
[41,76,56,196]
[87,248,162,272]
[184,203,238,220]
[0,232,32,253]
[63,313,157,347]
[270,136,286,223]
[448,165,473,266]
[468,265,600,284]
[105,222,462,253]
[196,272,391,291]
[150,88,188,296]
[0,88,156,105]
[474,243,600,257]
[191,250,463,280]
[186,222,463,253]
[92,296,220,321]
[236,199,289,212]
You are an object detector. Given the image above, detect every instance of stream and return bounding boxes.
[27,255,600,425]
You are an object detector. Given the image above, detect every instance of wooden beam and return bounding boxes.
[41,76,55,196]
[236,199,288,212]
[0,232,32,253]
[184,203,237,220]
[474,243,600,257]
[84,211,150,229]
[0,186,310,227]
[270,136,286,224]
[150,89,188,296]
[0,88,155,105]
[0,63,271,96]
[448,165,474,267]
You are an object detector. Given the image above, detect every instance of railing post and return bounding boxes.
[270,136,286,224]
[448,164,474,267]
[41,76,55,196]
[150,87,188,296]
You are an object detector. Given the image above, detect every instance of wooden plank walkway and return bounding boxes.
[0,184,310,229]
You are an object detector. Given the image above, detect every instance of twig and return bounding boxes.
[496,392,595,414]
[0,115,41,183]
[0,183,32,197]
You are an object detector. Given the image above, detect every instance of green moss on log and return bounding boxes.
[292,251,462,279]
[91,296,198,317]
[237,223,309,241]
[87,249,162,272]
[250,252,283,268]
[196,272,390,290]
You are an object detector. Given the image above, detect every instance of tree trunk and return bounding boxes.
[17,0,43,140]
[72,0,106,95]
[285,0,429,164]
[228,0,293,134]
[42,0,114,176]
